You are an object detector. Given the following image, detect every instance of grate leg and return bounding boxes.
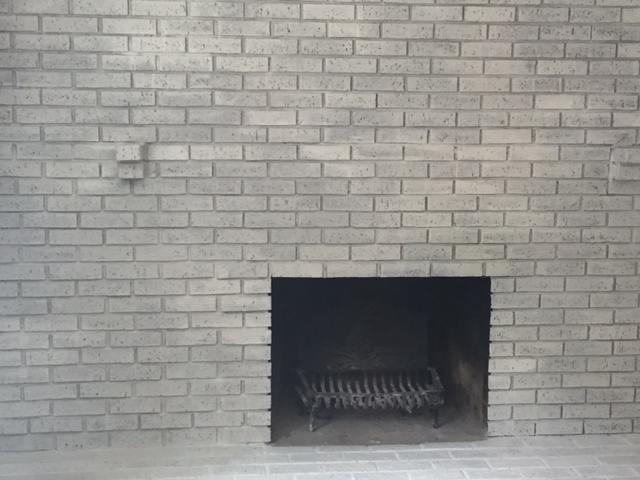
[431,408,440,428]
[309,407,316,432]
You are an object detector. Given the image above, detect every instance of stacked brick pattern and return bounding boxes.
[1,0,640,451]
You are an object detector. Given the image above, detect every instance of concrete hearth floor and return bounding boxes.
[1,435,639,479]
[272,403,486,446]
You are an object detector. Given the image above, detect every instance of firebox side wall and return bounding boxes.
[1,0,640,451]
[428,278,491,424]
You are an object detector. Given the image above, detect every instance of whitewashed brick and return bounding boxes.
[1,0,639,450]
[357,5,408,20]
[132,1,185,16]
[217,20,267,37]
[15,0,67,13]
[467,6,515,22]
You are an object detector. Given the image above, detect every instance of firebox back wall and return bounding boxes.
[1,0,640,451]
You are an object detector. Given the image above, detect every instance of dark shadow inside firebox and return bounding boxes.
[271,277,491,445]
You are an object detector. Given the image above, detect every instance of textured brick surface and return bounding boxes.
[1,434,640,479]
[0,0,640,451]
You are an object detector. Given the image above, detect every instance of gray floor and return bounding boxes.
[272,403,486,446]
[1,434,639,479]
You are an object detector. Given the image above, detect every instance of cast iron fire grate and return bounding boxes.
[295,368,444,432]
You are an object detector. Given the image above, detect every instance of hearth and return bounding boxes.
[271,277,491,445]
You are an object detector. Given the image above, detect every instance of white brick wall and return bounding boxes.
[1,0,640,451]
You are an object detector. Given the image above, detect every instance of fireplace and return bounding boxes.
[271,277,491,445]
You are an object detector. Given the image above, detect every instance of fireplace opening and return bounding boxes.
[271,277,491,445]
